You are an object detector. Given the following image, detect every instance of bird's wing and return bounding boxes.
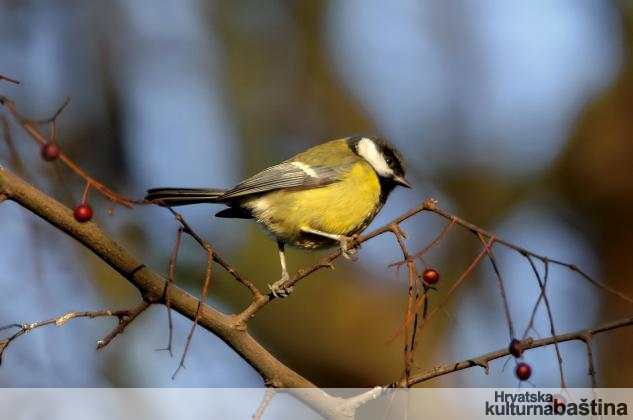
[221,162,347,200]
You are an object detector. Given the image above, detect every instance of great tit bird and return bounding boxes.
[145,136,410,296]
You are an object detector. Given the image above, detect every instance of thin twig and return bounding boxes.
[399,316,633,387]
[428,205,633,305]
[392,218,452,381]
[391,217,456,267]
[0,95,139,207]
[165,207,261,298]
[172,244,213,379]
[402,261,416,382]
[409,265,422,353]
[253,388,277,420]
[389,223,420,381]
[584,336,598,389]
[478,233,515,340]
[0,75,20,85]
[25,97,71,124]
[392,224,410,260]
[96,301,151,350]
[521,277,547,339]
[421,242,491,327]
[524,255,566,388]
[80,181,91,204]
[0,303,150,364]
[159,226,183,356]
[390,242,491,388]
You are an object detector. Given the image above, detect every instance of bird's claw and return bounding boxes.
[339,235,360,261]
[268,273,293,298]
[269,284,294,298]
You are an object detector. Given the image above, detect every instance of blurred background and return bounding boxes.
[1,0,632,397]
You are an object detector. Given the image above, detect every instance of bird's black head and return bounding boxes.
[348,135,411,190]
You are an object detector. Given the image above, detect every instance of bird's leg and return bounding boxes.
[268,241,293,297]
[300,227,360,260]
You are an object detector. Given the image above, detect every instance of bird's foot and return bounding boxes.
[339,235,361,261]
[268,272,293,298]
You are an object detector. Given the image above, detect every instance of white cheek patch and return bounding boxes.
[291,161,318,178]
[356,137,392,176]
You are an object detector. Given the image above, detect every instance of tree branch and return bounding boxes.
[0,165,322,392]
[337,316,633,412]
[0,95,138,207]
[400,316,633,386]
[0,305,149,364]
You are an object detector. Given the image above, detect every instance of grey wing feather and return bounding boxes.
[221,162,345,199]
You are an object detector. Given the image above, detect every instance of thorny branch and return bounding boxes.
[339,316,633,412]
[0,302,150,364]
[0,94,139,207]
[399,315,633,387]
[2,84,633,418]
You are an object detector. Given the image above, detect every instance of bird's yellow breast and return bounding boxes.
[245,161,382,248]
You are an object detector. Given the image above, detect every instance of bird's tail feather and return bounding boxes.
[145,188,227,206]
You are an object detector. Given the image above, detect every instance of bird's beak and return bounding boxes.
[394,176,412,188]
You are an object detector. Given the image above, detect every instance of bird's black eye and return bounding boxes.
[385,156,394,167]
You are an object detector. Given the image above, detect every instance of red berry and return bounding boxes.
[515,362,532,381]
[422,268,440,285]
[41,143,60,161]
[508,339,523,358]
[74,204,93,222]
